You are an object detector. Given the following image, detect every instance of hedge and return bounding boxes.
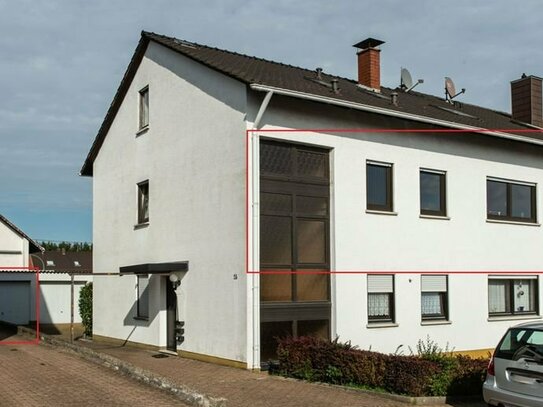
[78,282,92,336]
[275,336,488,397]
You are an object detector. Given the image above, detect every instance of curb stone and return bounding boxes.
[17,326,226,407]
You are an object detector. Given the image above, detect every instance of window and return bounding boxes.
[138,181,149,224]
[46,260,55,266]
[488,277,538,316]
[137,274,149,319]
[421,275,448,320]
[487,178,536,223]
[74,261,81,267]
[139,86,149,129]
[366,161,393,212]
[420,170,446,216]
[367,274,394,322]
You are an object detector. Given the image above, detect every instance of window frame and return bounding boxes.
[488,277,539,317]
[420,169,447,217]
[420,275,449,321]
[136,274,149,319]
[137,180,149,224]
[367,274,395,323]
[139,86,149,130]
[366,161,393,212]
[486,178,537,223]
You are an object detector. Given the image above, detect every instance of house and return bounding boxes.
[81,31,543,369]
[31,250,92,327]
[0,214,43,325]
[0,213,92,328]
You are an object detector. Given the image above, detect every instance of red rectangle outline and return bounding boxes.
[0,266,40,345]
[245,128,543,275]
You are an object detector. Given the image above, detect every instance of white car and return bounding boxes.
[483,321,543,406]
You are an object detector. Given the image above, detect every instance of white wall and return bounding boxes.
[93,41,248,361]
[0,220,29,267]
[250,94,543,355]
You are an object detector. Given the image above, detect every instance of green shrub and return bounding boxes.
[79,282,92,336]
[275,336,488,397]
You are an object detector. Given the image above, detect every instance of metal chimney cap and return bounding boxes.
[353,38,385,50]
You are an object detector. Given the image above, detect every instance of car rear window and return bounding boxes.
[495,327,543,360]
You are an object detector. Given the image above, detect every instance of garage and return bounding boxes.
[0,281,31,325]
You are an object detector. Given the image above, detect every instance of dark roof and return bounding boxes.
[31,251,92,274]
[80,31,542,176]
[0,214,43,253]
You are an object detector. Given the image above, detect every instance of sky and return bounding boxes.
[0,0,542,243]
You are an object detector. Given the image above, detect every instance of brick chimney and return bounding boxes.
[511,74,543,127]
[353,38,385,91]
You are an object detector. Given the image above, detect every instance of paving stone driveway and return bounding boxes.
[0,329,187,406]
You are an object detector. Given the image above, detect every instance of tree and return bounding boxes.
[79,282,93,337]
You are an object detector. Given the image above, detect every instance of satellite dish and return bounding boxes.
[445,77,465,102]
[445,77,456,98]
[401,68,413,90]
[400,68,424,92]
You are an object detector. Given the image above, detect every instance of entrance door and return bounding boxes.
[166,279,177,352]
[259,140,331,363]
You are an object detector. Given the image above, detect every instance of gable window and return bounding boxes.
[137,274,149,319]
[488,276,538,316]
[366,161,393,212]
[139,86,149,130]
[487,178,536,223]
[421,275,448,320]
[420,169,446,216]
[138,181,149,224]
[367,274,394,323]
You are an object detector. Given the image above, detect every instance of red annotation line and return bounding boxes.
[245,128,543,275]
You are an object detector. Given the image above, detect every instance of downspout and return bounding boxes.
[250,90,273,369]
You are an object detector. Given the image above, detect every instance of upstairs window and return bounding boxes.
[139,86,149,129]
[138,181,149,224]
[420,169,446,216]
[366,161,393,212]
[487,178,536,223]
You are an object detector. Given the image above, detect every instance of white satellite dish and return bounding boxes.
[401,68,413,89]
[445,77,465,102]
[400,68,424,92]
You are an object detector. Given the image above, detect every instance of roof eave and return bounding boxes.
[80,33,151,177]
[249,84,543,146]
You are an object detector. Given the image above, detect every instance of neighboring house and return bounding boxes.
[0,214,43,325]
[31,250,92,326]
[81,31,543,369]
[0,213,92,327]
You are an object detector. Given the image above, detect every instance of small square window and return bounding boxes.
[367,274,394,323]
[366,161,393,212]
[420,170,446,216]
[74,261,81,267]
[138,181,149,224]
[421,275,448,320]
[139,86,149,129]
[46,260,55,267]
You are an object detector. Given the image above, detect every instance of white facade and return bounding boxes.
[90,40,543,368]
[92,41,247,361]
[246,97,543,364]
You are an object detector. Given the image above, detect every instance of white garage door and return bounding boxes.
[40,282,84,324]
[0,281,30,325]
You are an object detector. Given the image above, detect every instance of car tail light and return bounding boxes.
[487,356,495,376]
